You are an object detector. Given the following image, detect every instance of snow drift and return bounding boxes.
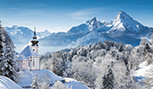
[0,76,22,89]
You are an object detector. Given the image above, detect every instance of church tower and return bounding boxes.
[31,27,39,54]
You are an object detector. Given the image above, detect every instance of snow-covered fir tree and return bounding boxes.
[0,22,5,75]
[31,74,39,89]
[31,73,51,89]
[40,35,153,89]
[3,41,18,82]
[40,41,140,89]
[0,22,17,82]
[102,67,114,89]
[52,81,71,89]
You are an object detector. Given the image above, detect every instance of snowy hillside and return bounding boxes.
[0,76,22,89]
[40,38,153,89]
[18,69,89,89]
[134,61,153,77]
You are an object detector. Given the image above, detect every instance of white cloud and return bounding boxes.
[69,8,98,20]
[69,7,111,20]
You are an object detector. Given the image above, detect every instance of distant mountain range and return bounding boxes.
[5,11,153,53]
[40,11,153,47]
[5,25,51,44]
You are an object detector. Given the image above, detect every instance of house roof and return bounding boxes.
[16,45,39,60]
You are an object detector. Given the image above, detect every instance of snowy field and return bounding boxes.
[18,69,89,89]
[0,76,22,89]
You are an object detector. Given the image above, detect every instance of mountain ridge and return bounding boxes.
[4,11,153,53]
[107,11,149,34]
[51,11,152,46]
[5,25,51,44]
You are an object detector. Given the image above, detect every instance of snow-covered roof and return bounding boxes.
[16,45,39,60]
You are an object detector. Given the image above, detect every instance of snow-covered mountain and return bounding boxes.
[107,11,150,34]
[5,25,51,44]
[5,25,33,44]
[37,29,51,39]
[39,17,112,47]
[5,11,153,53]
[68,17,111,33]
[40,11,153,48]
[5,25,51,53]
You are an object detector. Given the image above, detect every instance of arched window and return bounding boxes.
[28,62,30,67]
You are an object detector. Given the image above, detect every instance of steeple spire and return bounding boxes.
[0,20,2,27]
[33,27,37,39]
[31,27,39,47]
[34,27,36,37]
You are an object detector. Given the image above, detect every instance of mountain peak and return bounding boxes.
[86,17,99,31]
[86,17,97,25]
[115,11,133,21]
[12,25,19,28]
[90,17,97,22]
[119,11,127,15]
[108,11,145,33]
[44,29,50,33]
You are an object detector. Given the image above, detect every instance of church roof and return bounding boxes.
[16,45,39,60]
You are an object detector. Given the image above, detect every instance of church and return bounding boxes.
[16,28,40,71]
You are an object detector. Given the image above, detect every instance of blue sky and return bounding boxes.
[0,0,153,32]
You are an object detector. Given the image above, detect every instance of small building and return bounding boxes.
[16,28,40,71]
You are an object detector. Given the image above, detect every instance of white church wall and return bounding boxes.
[35,57,40,70]
[31,57,39,70]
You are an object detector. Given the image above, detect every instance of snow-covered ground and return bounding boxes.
[0,76,22,89]
[18,69,89,89]
[18,69,63,87]
[64,81,88,89]
[133,61,153,87]
[134,61,153,77]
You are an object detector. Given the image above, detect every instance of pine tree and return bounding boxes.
[102,68,114,89]
[144,43,150,53]
[31,74,39,89]
[0,22,18,82]
[0,22,5,75]
[3,41,17,81]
